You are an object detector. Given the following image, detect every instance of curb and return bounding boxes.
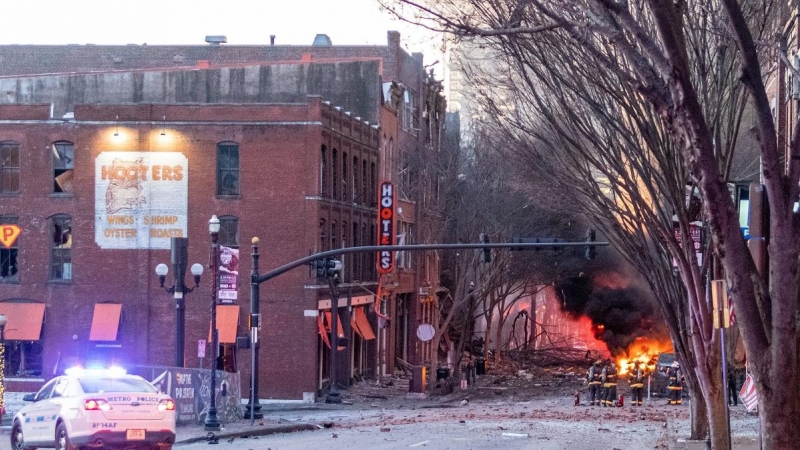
[176,423,317,445]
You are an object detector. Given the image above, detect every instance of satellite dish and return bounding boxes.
[417,324,435,342]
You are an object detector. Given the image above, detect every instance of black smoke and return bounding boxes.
[555,275,667,355]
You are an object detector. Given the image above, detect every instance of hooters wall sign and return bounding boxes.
[377,181,395,274]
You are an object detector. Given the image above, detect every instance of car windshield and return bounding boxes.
[78,377,158,394]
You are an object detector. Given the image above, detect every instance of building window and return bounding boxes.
[50,214,72,281]
[0,141,20,194]
[403,89,416,131]
[52,141,74,193]
[331,221,338,250]
[342,152,349,202]
[218,216,239,247]
[362,160,368,205]
[320,145,328,197]
[370,162,377,207]
[353,156,359,203]
[0,215,19,282]
[332,149,339,200]
[320,219,327,252]
[5,340,43,378]
[216,142,240,196]
[352,222,360,279]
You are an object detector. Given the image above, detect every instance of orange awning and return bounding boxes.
[323,312,345,350]
[0,302,45,341]
[209,305,239,344]
[89,303,122,341]
[351,307,376,340]
[318,315,331,348]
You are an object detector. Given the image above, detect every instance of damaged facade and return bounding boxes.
[0,32,446,401]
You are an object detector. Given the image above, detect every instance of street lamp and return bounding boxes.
[155,237,203,367]
[204,215,222,432]
[0,314,7,419]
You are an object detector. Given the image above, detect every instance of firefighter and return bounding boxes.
[587,359,603,406]
[667,361,683,405]
[628,360,645,406]
[601,359,618,407]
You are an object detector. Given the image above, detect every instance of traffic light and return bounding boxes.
[325,257,343,281]
[479,233,491,263]
[312,258,327,278]
[585,228,596,260]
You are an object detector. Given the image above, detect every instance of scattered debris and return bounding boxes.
[380,427,391,432]
[502,432,530,438]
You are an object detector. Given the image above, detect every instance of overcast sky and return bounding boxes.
[0,0,441,56]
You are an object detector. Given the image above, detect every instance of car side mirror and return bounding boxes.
[23,393,36,402]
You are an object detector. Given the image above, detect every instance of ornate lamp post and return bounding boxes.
[0,314,7,420]
[204,215,222,432]
[155,237,203,367]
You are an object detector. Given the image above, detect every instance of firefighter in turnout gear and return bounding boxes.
[628,361,645,406]
[601,359,618,406]
[667,361,683,405]
[588,359,603,406]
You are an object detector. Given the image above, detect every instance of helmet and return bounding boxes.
[671,361,680,368]
[595,359,603,365]
[633,360,641,366]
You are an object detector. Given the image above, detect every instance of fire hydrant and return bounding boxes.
[616,394,624,407]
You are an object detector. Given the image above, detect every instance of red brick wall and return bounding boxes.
[0,99,378,400]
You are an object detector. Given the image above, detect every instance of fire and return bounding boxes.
[616,337,673,375]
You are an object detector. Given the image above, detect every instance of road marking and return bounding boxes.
[410,440,430,447]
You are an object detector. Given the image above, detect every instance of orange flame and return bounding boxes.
[616,337,673,375]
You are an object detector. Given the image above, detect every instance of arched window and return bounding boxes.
[52,141,74,193]
[50,214,72,281]
[216,142,240,196]
[332,149,339,200]
[320,145,328,197]
[0,141,20,194]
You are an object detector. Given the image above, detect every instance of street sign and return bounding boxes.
[0,225,21,249]
[197,339,206,358]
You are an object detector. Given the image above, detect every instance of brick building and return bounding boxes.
[0,32,446,401]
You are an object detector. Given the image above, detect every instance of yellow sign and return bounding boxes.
[0,225,21,249]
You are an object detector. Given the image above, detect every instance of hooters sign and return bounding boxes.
[377,181,396,273]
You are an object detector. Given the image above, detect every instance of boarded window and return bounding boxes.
[219,216,239,247]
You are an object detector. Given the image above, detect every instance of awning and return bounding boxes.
[321,312,345,350]
[351,307,376,340]
[209,305,240,344]
[0,302,45,340]
[89,303,122,341]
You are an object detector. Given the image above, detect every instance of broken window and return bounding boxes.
[50,214,72,281]
[52,141,74,193]
[0,141,20,194]
[216,142,240,196]
[0,215,19,282]
[218,215,239,247]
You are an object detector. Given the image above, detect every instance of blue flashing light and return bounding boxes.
[65,366,127,377]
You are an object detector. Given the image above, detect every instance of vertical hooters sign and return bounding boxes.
[377,181,396,273]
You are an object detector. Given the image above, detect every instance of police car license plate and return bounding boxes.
[126,429,145,440]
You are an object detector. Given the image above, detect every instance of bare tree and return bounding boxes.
[381,0,788,447]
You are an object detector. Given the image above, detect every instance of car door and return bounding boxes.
[22,378,57,442]
[37,377,72,443]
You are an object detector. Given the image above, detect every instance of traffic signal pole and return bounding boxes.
[250,239,609,405]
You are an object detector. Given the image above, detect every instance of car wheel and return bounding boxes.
[55,422,77,450]
[10,421,36,450]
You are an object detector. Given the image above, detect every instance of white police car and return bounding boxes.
[10,367,176,450]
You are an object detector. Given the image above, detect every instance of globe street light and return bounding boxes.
[155,237,203,367]
[204,215,222,432]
